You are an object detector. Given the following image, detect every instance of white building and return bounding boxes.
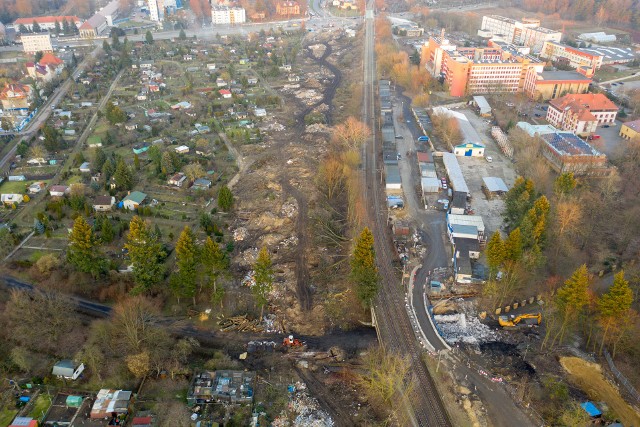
[479,15,561,52]
[148,0,164,22]
[211,6,246,25]
[579,32,616,43]
[21,33,53,54]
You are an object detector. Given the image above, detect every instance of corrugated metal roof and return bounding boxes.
[482,176,509,193]
[442,153,469,194]
[385,164,402,184]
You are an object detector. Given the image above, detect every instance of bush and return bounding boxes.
[35,254,61,274]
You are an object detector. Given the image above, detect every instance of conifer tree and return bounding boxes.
[125,216,165,294]
[598,271,634,353]
[171,226,199,305]
[67,216,105,277]
[486,231,506,276]
[351,227,379,307]
[253,246,274,319]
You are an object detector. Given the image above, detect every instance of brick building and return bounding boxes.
[546,93,618,135]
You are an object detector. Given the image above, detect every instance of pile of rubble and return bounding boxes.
[218,315,263,332]
[272,382,334,427]
[281,200,298,218]
[233,227,248,241]
[294,89,323,105]
[260,122,286,132]
[308,44,327,58]
[434,301,498,345]
[305,123,331,133]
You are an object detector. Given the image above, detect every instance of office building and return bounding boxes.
[540,41,603,71]
[479,15,562,52]
[21,33,53,54]
[211,6,246,25]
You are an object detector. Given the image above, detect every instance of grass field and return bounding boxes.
[561,356,640,426]
[27,394,51,420]
[0,408,18,427]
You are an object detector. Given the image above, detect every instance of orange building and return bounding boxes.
[422,32,543,97]
[276,1,301,16]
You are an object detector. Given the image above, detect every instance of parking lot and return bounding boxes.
[457,110,518,235]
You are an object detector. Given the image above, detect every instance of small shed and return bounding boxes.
[52,360,85,380]
[472,96,492,117]
[132,417,153,427]
[387,195,404,209]
[9,417,38,427]
[192,178,212,190]
[419,162,437,178]
[416,151,433,163]
[168,173,187,187]
[122,191,147,210]
[482,177,509,197]
[450,191,467,215]
[421,177,440,193]
[49,185,69,197]
[393,221,410,238]
[175,145,190,154]
[384,164,402,192]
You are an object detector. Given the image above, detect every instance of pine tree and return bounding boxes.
[179,29,187,40]
[486,231,506,275]
[546,264,591,348]
[145,30,154,44]
[54,20,61,35]
[597,271,634,353]
[171,226,199,305]
[125,216,165,294]
[94,147,107,171]
[103,40,111,54]
[504,228,523,262]
[554,172,577,196]
[134,153,140,170]
[114,159,133,190]
[202,237,228,300]
[32,21,41,33]
[62,19,71,35]
[253,247,274,319]
[350,227,379,307]
[67,216,104,277]
[217,185,234,211]
[504,177,536,229]
[101,216,114,243]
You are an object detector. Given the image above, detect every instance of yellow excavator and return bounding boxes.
[499,313,542,328]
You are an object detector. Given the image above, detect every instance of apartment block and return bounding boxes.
[148,0,163,22]
[479,15,561,52]
[21,33,53,54]
[211,6,246,25]
[546,93,618,135]
[540,41,603,71]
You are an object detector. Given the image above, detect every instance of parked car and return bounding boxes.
[603,125,611,128]
[485,156,493,163]
[588,134,601,140]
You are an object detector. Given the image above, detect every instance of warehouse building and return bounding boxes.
[539,132,611,176]
[442,153,470,196]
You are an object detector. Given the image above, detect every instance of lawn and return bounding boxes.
[27,394,51,420]
[0,408,17,427]
[0,180,29,194]
[594,68,640,83]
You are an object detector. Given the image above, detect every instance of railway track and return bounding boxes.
[361,4,451,426]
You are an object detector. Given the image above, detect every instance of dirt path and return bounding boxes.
[280,179,312,311]
[277,41,343,312]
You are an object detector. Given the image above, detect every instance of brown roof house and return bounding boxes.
[93,195,115,212]
[0,83,33,110]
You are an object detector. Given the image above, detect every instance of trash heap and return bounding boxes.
[434,301,498,345]
[272,382,334,427]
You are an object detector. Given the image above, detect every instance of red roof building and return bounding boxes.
[13,16,81,32]
[0,83,33,110]
[546,93,618,135]
[219,89,232,98]
[276,1,301,15]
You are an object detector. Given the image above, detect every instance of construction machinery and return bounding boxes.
[282,335,306,350]
[498,313,542,328]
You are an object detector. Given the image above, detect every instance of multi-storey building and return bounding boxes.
[479,15,561,52]
[540,41,603,71]
[148,0,164,22]
[211,6,246,25]
[422,33,544,97]
[0,83,33,110]
[546,93,618,135]
[524,70,592,101]
[21,33,53,54]
[12,16,81,32]
[539,132,610,176]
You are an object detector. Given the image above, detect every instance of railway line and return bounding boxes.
[361,2,451,426]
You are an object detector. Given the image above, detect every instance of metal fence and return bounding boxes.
[603,349,640,403]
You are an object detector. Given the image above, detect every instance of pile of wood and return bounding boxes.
[218,315,263,332]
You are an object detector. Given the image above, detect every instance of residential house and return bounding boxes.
[192,178,212,190]
[279,64,292,71]
[122,191,147,210]
[254,108,267,117]
[52,360,85,380]
[1,194,24,205]
[247,77,258,85]
[79,162,91,173]
[168,172,187,187]
[93,195,115,212]
[0,83,33,110]
[26,53,64,82]
[219,89,232,99]
[49,185,69,197]
[620,119,640,140]
[207,63,217,71]
[183,54,193,61]
[546,93,618,135]
[139,60,154,69]
[216,78,228,87]
[28,182,45,194]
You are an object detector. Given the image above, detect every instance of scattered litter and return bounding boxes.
[218,314,263,332]
[272,382,334,427]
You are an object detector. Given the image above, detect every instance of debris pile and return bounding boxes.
[260,122,286,132]
[308,43,327,58]
[272,382,334,427]
[434,301,498,345]
[218,315,263,332]
[281,200,298,218]
[294,89,323,105]
[305,123,330,133]
[279,235,298,248]
[233,227,248,241]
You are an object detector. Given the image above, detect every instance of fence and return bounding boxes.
[603,348,640,403]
